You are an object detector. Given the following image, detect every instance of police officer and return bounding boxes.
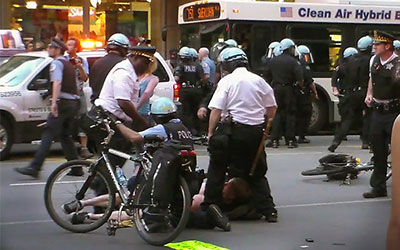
[356,36,374,149]
[363,31,400,198]
[202,47,278,231]
[265,38,304,148]
[296,45,318,144]
[95,47,155,166]
[261,41,280,65]
[174,47,204,136]
[328,47,359,152]
[16,38,80,178]
[394,40,400,56]
[89,33,129,103]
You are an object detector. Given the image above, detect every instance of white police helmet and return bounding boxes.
[343,47,358,59]
[178,46,191,59]
[150,97,177,115]
[107,33,130,49]
[357,36,373,52]
[280,38,295,51]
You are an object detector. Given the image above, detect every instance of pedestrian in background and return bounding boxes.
[65,37,92,159]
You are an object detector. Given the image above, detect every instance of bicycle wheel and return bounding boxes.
[301,166,346,176]
[132,175,191,246]
[44,160,116,233]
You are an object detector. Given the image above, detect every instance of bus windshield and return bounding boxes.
[180,21,228,50]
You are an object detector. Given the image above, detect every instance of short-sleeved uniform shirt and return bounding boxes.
[209,67,277,125]
[95,59,139,122]
[139,119,181,139]
[50,57,79,100]
[202,57,216,85]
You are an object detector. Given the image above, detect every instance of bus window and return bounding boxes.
[181,22,228,49]
[289,25,341,74]
[181,25,200,48]
[232,23,252,63]
[250,25,272,70]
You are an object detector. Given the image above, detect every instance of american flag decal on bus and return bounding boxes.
[280,7,293,18]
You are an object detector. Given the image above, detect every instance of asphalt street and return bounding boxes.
[0,136,391,250]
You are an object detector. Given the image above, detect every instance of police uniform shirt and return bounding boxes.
[139,119,187,140]
[208,67,277,126]
[50,57,79,100]
[95,59,139,122]
[203,57,216,85]
[369,53,399,102]
[174,61,204,85]
[264,54,303,86]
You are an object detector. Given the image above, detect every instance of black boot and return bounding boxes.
[363,190,387,199]
[297,137,310,144]
[15,166,39,178]
[288,140,298,149]
[207,204,231,231]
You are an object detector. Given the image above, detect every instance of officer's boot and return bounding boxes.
[328,141,339,152]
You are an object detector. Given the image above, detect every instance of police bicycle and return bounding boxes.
[301,154,392,185]
[44,106,194,246]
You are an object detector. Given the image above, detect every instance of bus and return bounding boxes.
[178,0,400,133]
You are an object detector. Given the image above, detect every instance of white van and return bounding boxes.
[0,50,175,160]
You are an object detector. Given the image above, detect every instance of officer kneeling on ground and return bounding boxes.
[201,47,279,231]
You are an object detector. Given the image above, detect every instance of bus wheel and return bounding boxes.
[309,98,328,134]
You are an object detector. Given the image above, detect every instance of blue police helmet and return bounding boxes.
[273,45,283,57]
[268,41,280,49]
[178,46,191,59]
[224,39,238,47]
[219,47,248,63]
[189,48,198,59]
[394,40,400,50]
[298,45,310,54]
[280,38,295,51]
[107,33,130,49]
[357,36,373,51]
[150,97,177,115]
[343,47,358,59]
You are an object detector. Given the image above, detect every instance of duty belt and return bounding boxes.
[181,82,200,88]
[232,121,264,128]
[372,99,400,113]
[342,86,366,93]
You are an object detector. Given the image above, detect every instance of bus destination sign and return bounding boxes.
[183,3,221,22]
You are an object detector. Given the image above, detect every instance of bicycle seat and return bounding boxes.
[143,134,165,143]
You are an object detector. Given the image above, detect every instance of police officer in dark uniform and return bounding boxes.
[16,38,80,178]
[363,31,400,198]
[355,36,374,149]
[174,47,204,136]
[296,45,318,144]
[89,33,129,103]
[328,47,359,152]
[265,38,304,148]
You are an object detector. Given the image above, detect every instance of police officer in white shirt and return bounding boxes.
[201,47,278,231]
[94,47,156,167]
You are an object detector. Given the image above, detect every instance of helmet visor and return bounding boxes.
[302,53,314,64]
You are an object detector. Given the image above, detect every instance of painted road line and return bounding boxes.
[10,180,85,186]
[1,199,391,226]
[276,198,391,209]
